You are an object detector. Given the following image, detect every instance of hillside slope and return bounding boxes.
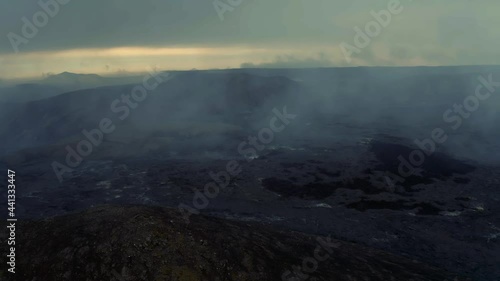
[1,205,471,281]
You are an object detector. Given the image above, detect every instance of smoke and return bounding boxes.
[0,66,499,166]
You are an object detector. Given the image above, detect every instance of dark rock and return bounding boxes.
[2,205,472,281]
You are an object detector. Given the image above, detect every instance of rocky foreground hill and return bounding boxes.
[1,205,471,281]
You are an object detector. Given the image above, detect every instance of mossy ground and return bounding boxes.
[1,205,472,281]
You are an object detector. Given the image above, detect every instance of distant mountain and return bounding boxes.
[41,72,106,88]
[0,72,146,103]
[0,72,303,155]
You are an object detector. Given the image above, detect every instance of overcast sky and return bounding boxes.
[0,0,499,79]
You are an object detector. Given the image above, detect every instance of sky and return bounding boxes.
[0,0,499,79]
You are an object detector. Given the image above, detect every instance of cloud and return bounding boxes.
[1,0,500,78]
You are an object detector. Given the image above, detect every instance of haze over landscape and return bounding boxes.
[0,1,499,281]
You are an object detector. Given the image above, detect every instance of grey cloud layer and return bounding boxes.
[0,0,345,53]
[1,0,499,66]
